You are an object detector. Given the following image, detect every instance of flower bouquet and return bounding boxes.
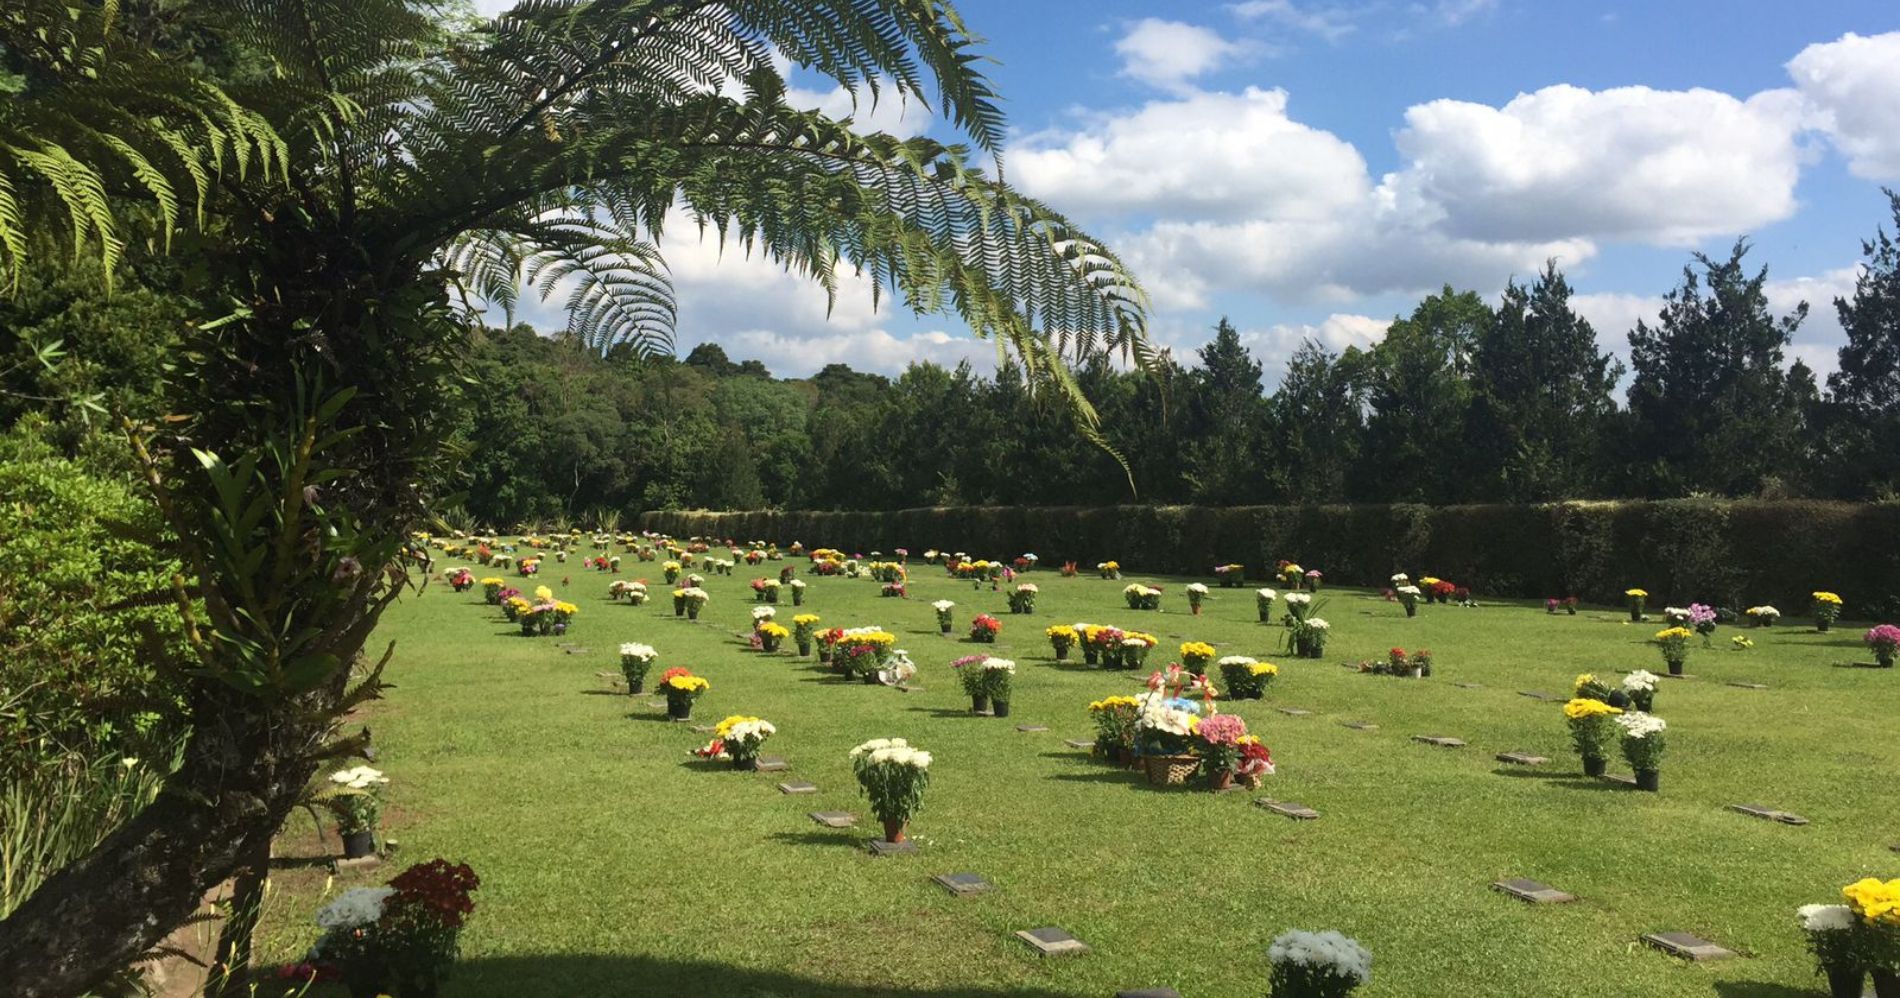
[681,587,709,620]
[1563,697,1622,776]
[662,560,682,585]
[1842,877,1900,997]
[1395,585,1422,617]
[881,580,907,599]
[1098,560,1121,580]
[1305,568,1324,592]
[1688,602,1718,645]
[657,668,709,720]
[789,578,807,605]
[1654,626,1694,675]
[1746,605,1782,627]
[671,588,687,616]
[618,642,658,694]
[1134,690,1202,786]
[849,738,932,843]
[1625,587,1648,622]
[969,613,1001,643]
[497,590,525,621]
[1215,563,1245,588]
[835,628,896,681]
[750,605,777,629]
[1123,583,1162,611]
[1868,624,1900,668]
[1572,672,1613,703]
[1219,656,1278,699]
[1813,591,1844,632]
[480,577,505,604]
[1046,624,1078,661]
[1007,583,1038,614]
[1798,903,1865,998]
[1179,641,1217,675]
[1196,713,1249,789]
[979,657,1017,717]
[1256,587,1278,623]
[1081,625,1118,666]
[952,654,993,713]
[447,568,475,593]
[307,859,480,998]
[792,614,821,656]
[1622,670,1658,712]
[1185,582,1209,615]
[1121,631,1157,670]
[1278,561,1304,589]
[326,765,390,859]
[1087,695,1141,763]
[1267,929,1372,998]
[1616,712,1666,791]
[696,715,776,769]
[755,621,789,653]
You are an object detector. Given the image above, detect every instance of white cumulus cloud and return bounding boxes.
[1114,18,1249,92]
[1787,31,1900,180]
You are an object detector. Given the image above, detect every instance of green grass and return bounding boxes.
[259,560,1900,997]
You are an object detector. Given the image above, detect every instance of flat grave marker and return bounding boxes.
[809,811,856,828]
[1642,931,1736,962]
[754,756,790,773]
[1455,682,1484,689]
[1496,751,1549,766]
[1341,721,1379,731]
[1255,798,1320,820]
[1728,682,1769,690]
[1413,735,1467,748]
[868,839,918,857]
[689,725,715,733]
[1492,877,1577,904]
[777,781,818,795]
[1016,724,1050,733]
[1602,774,1638,787]
[1063,739,1094,750]
[1727,803,1809,826]
[932,872,993,896]
[1518,691,1558,701]
[1277,707,1313,717]
[1015,927,1089,957]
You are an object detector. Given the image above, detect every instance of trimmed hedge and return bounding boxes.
[640,501,1900,617]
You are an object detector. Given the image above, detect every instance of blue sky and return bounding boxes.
[488,0,1900,383]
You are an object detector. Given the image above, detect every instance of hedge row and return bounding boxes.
[639,501,1900,618]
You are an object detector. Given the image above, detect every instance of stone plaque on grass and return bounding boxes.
[1254,798,1320,820]
[1015,927,1089,957]
[1277,707,1313,717]
[1727,682,1768,690]
[1016,724,1050,733]
[1412,735,1466,748]
[809,811,856,828]
[1518,691,1557,701]
[1727,803,1809,826]
[689,724,715,733]
[1341,721,1379,731]
[777,781,817,795]
[1496,751,1549,766]
[1492,877,1576,904]
[867,839,918,857]
[932,872,993,896]
[1063,739,1093,750]
[754,755,789,773]
[1602,773,1638,787]
[1115,990,1182,998]
[1642,931,1735,962]
[1455,682,1484,689]
[333,855,381,873]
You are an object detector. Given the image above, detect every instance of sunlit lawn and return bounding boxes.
[258,557,1900,997]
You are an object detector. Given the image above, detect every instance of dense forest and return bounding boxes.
[443,200,1900,518]
[8,202,1900,525]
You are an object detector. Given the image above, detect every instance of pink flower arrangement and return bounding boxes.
[1865,624,1900,664]
[1198,713,1248,746]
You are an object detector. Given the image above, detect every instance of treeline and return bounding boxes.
[438,196,1900,520]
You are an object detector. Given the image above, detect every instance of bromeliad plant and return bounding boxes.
[850,738,933,844]
[618,643,658,695]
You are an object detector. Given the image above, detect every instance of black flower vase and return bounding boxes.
[992,700,1011,718]
[1582,756,1607,777]
[1827,967,1865,998]
[342,830,376,859]
[1635,769,1660,792]
[970,695,990,714]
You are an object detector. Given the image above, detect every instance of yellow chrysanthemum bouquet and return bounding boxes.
[1563,698,1623,776]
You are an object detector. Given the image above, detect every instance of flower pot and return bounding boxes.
[687,606,700,620]
[1404,604,1417,618]
[1190,604,1201,616]
[796,640,811,657]
[860,671,878,685]
[1115,746,1136,768]
[1870,968,1899,998]
[666,697,692,721]
[1209,769,1235,791]
[342,829,376,859]
[1582,756,1607,777]
[761,638,781,653]
[970,695,990,714]
[1634,769,1660,792]
[1409,667,1422,679]
[1629,607,1642,622]
[1054,646,1070,661]
[732,757,758,771]
[673,602,685,617]
[624,677,645,695]
[939,622,952,634]
[552,621,567,636]
[881,818,907,843]
[1667,659,1684,677]
[1878,653,1895,669]
[1083,646,1099,665]
[518,621,537,636]
[992,700,1011,718]
[1817,619,1832,632]
[1143,754,1200,787]
[1258,609,1271,622]
[1827,967,1866,998]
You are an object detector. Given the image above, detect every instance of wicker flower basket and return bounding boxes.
[1143,754,1200,787]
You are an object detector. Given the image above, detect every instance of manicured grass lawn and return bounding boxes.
[259,558,1900,997]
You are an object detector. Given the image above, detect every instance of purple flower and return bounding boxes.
[1688,603,1718,626]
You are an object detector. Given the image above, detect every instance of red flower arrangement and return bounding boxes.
[1061,561,1079,577]
[385,859,480,930]
[969,614,1002,643]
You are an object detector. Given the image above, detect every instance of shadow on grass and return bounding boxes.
[623,711,683,723]
[903,706,993,719]
[1490,767,1569,780]
[1832,661,1891,669]
[442,955,1081,998]
[766,830,863,851]
[1712,984,1816,998]
[1549,779,1635,793]
[580,689,630,697]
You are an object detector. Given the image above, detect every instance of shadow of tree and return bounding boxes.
[1712,983,1822,998]
[428,954,1087,997]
